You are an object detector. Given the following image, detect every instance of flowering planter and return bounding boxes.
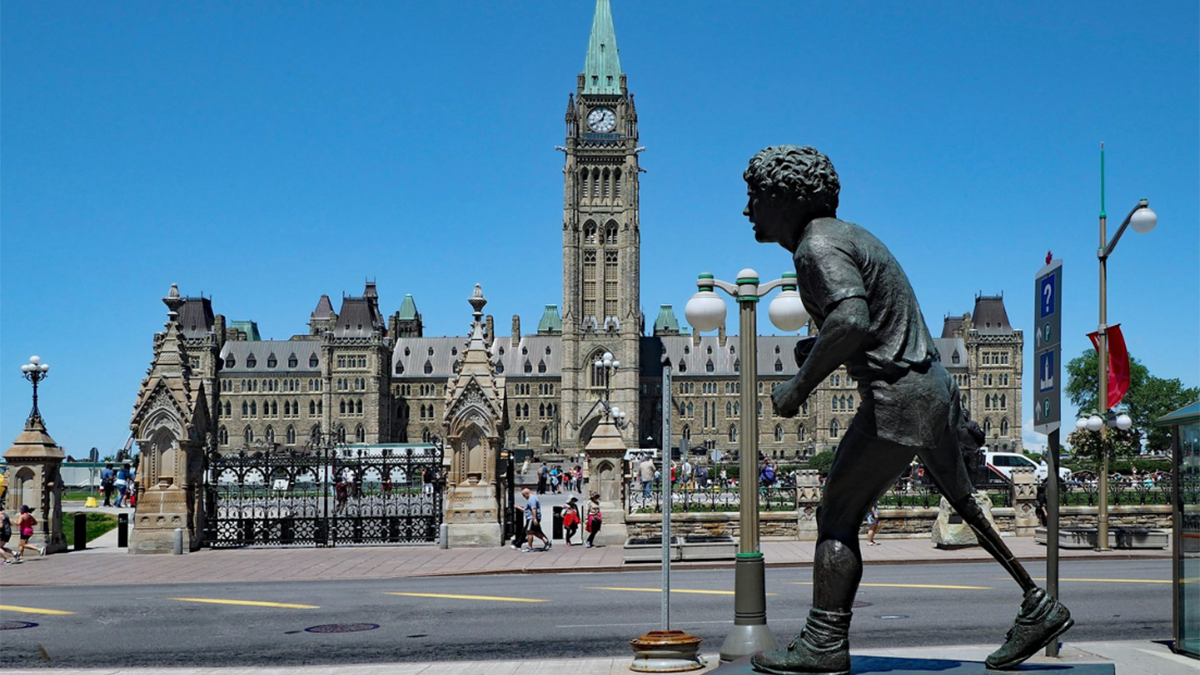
[623,536,682,563]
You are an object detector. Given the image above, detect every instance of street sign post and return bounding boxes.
[1033,257,1063,657]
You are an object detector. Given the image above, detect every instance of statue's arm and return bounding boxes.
[771,296,868,417]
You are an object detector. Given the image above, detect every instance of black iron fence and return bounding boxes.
[627,481,797,513]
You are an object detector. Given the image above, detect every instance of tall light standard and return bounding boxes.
[20,355,51,423]
[687,269,809,661]
[1088,146,1157,550]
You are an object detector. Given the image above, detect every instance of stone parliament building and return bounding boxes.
[147,0,1025,465]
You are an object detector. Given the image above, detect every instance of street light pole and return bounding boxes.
[1093,144,1157,550]
[20,355,51,424]
[687,269,808,662]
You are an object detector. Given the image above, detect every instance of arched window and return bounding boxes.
[832,395,838,410]
[686,402,694,418]
[726,402,733,417]
[286,426,296,445]
[250,401,257,416]
[797,423,806,442]
[356,399,363,414]
[538,360,546,373]
[218,426,228,445]
[848,395,854,410]
[244,426,254,445]
[517,427,527,445]
[729,425,738,443]
[1000,394,1006,409]
[271,401,278,416]
[339,400,347,414]
[682,425,691,442]
[1000,418,1010,435]
[422,428,431,443]
[734,402,740,416]
[242,401,249,416]
[355,424,365,443]
[984,418,993,436]
[706,360,715,373]
[265,426,275,444]
[774,424,783,442]
[424,361,433,374]
[774,359,783,372]
[309,401,316,415]
[830,419,840,438]
[581,170,591,202]
[758,401,763,417]
[541,427,551,444]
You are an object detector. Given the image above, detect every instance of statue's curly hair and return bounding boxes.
[744,145,840,216]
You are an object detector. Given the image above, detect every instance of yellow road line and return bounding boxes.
[170,597,319,609]
[384,592,547,603]
[0,604,76,616]
[1033,577,1169,585]
[791,582,993,590]
[587,586,777,597]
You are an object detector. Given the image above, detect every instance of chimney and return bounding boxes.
[718,318,727,348]
[485,315,494,348]
[511,315,521,349]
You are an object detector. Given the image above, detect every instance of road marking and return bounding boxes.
[1033,577,1169,585]
[170,598,319,609]
[0,604,76,616]
[587,586,777,597]
[791,582,992,590]
[384,592,547,603]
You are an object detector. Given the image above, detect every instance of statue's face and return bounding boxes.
[744,188,793,245]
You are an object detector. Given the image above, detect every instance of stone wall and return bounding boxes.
[627,512,797,540]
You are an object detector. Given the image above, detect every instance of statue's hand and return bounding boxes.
[772,380,806,418]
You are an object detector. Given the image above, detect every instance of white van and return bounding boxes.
[984,451,1072,484]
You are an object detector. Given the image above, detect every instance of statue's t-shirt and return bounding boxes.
[794,217,949,448]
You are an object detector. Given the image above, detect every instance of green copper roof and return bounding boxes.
[230,320,261,341]
[1156,400,1200,426]
[653,305,680,333]
[397,294,419,321]
[582,0,622,95]
[537,304,563,334]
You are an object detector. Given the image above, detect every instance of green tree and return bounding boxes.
[1065,348,1198,452]
[807,450,836,476]
[1064,427,1140,472]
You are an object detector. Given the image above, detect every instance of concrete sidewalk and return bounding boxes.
[2,640,1194,675]
[0,508,1169,587]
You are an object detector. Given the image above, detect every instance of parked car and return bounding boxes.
[984,451,1072,484]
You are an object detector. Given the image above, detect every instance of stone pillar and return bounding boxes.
[129,436,204,553]
[3,417,67,554]
[795,469,822,541]
[585,414,628,546]
[1010,466,1039,536]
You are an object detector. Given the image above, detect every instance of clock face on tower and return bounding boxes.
[587,106,617,133]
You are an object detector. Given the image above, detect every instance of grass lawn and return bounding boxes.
[63,512,119,545]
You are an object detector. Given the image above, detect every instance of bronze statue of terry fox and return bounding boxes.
[743,146,1072,674]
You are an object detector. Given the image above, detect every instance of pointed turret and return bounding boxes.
[582,0,623,95]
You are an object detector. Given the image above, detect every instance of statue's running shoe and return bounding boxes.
[986,588,1073,670]
[751,608,851,675]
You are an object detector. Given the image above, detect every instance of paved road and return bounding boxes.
[0,559,1169,668]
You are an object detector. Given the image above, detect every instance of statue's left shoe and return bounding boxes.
[751,608,851,675]
[986,588,1073,670]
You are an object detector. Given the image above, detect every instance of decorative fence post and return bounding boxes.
[795,469,821,541]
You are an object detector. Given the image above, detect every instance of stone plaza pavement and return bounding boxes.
[0,505,1171,587]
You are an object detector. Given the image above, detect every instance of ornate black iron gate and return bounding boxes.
[203,444,444,548]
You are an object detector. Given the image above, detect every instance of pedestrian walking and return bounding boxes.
[562,496,581,545]
[0,506,18,564]
[334,476,349,516]
[574,465,584,493]
[537,463,549,495]
[865,502,880,545]
[584,491,602,548]
[15,505,43,559]
[115,463,133,507]
[521,488,551,552]
[100,463,116,507]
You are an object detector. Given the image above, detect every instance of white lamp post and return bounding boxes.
[20,355,51,423]
[687,269,809,662]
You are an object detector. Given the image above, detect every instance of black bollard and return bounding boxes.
[117,513,129,548]
[552,505,564,541]
[74,513,87,551]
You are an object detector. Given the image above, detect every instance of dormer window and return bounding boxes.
[538,360,547,373]
[225,356,236,369]
[546,346,552,355]
[246,354,257,368]
[309,355,319,368]
[424,361,433,374]
[288,354,298,368]
[267,354,278,368]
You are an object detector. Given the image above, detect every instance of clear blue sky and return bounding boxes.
[3,1,1197,458]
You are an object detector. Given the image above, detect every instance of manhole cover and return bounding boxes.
[877,615,909,620]
[305,623,380,634]
[852,601,872,608]
[0,621,38,631]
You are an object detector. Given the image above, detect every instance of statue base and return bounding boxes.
[446,522,503,548]
[128,486,193,554]
[711,654,1114,674]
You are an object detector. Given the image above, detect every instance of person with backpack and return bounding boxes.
[760,457,777,487]
[15,505,43,559]
[0,506,17,564]
[100,463,116,507]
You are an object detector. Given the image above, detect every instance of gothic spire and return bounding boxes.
[582,0,622,95]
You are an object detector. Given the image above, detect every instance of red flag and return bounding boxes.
[1087,324,1131,409]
